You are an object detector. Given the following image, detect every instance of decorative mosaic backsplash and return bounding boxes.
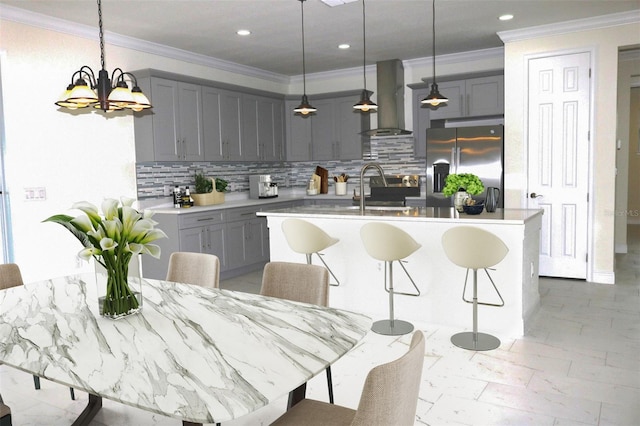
[136,136,426,200]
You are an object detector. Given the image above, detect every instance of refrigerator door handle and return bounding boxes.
[456,147,461,171]
[451,147,456,173]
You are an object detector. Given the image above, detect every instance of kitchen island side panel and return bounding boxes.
[263,211,541,337]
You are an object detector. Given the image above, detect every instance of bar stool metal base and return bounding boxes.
[451,331,500,351]
[372,319,414,336]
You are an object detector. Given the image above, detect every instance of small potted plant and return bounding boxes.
[192,172,228,206]
[442,173,484,212]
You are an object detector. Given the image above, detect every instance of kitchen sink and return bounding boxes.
[344,206,416,212]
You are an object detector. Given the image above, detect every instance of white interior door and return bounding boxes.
[527,52,591,279]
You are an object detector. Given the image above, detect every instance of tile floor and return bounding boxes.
[1,226,639,425]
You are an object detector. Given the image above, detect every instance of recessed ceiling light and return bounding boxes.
[498,14,514,21]
[236,29,251,36]
[338,44,350,50]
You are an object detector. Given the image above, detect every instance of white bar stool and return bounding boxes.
[360,222,422,336]
[281,218,341,286]
[441,226,508,351]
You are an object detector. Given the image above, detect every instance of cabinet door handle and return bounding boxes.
[197,217,215,222]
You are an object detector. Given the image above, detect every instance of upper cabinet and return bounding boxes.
[285,92,369,161]
[411,74,504,157]
[428,75,504,120]
[134,70,285,163]
[134,77,204,162]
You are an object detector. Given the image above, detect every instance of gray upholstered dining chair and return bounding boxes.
[270,330,425,426]
[166,252,220,289]
[259,262,333,403]
[0,264,75,400]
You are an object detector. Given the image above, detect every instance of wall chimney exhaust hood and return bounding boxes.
[363,59,412,136]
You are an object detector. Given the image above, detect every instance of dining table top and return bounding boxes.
[0,273,371,424]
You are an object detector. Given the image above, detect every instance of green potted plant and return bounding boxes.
[442,173,484,212]
[192,172,228,206]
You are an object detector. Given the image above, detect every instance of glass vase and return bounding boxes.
[95,255,143,319]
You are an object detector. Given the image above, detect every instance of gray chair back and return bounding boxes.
[351,330,425,426]
[260,261,329,306]
[0,264,24,290]
[166,252,220,289]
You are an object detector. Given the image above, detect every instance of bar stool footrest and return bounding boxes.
[451,331,500,351]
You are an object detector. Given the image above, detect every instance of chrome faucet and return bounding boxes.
[359,162,388,213]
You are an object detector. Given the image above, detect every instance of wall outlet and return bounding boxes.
[163,185,172,197]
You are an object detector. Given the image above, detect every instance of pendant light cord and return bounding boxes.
[97,0,106,71]
[432,0,436,85]
[300,0,307,95]
[362,0,367,90]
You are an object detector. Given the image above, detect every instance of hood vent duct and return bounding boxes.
[364,59,412,136]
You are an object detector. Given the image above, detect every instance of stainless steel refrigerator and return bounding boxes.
[425,125,504,207]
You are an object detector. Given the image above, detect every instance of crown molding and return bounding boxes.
[404,47,504,70]
[498,10,640,43]
[0,4,290,84]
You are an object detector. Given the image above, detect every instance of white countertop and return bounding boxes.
[258,205,543,225]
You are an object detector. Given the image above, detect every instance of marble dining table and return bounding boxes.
[0,273,371,425]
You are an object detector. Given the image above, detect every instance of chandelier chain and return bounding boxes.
[97,0,106,71]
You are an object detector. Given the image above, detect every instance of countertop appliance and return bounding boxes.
[249,175,278,199]
[426,125,504,208]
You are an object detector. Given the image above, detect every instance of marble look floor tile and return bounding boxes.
[509,339,606,366]
[474,347,572,376]
[478,382,601,425]
[598,401,640,426]
[567,361,640,388]
[422,394,556,426]
[527,371,640,407]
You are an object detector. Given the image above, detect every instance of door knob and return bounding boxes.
[530,192,543,198]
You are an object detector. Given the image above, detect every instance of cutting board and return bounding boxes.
[315,166,329,194]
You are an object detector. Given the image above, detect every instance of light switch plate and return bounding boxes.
[24,187,46,201]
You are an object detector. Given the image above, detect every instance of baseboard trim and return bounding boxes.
[590,271,615,285]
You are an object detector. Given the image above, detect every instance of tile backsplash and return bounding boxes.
[136,136,425,199]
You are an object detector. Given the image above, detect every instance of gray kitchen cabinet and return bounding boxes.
[411,88,431,158]
[286,92,367,161]
[220,89,243,161]
[285,99,313,161]
[310,98,335,161]
[134,77,204,162]
[428,75,504,120]
[202,86,223,161]
[180,224,227,270]
[258,97,284,161]
[242,94,260,161]
[224,207,268,270]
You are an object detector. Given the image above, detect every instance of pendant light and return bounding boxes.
[294,0,317,115]
[421,0,448,108]
[55,0,152,113]
[353,0,377,112]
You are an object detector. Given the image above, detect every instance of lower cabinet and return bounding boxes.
[141,201,302,281]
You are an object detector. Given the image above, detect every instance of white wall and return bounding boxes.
[503,22,640,282]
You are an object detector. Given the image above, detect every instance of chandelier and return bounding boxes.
[55,0,152,113]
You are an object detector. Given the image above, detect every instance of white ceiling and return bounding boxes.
[1,0,639,77]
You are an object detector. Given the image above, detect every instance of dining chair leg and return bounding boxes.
[32,375,40,390]
[325,366,334,404]
[70,387,75,400]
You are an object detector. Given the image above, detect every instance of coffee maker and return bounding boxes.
[249,175,278,199]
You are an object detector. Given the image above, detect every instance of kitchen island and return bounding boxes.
[258,206,543,337]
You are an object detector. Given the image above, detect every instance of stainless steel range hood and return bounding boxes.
[364,59,412,136]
